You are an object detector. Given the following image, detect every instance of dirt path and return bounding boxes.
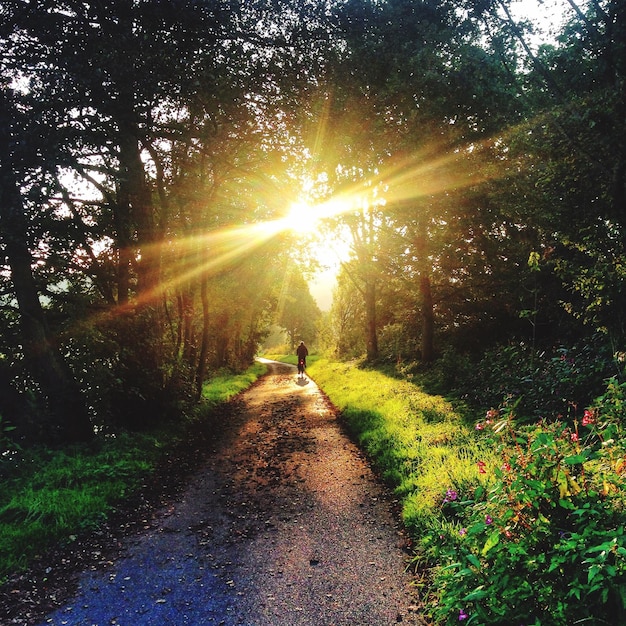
[17,360,427,625]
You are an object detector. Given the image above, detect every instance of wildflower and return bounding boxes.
[475,422,484,430]
[582,409,595,426]
[445,489,458,501]
[486,408,498,421]
[459,528,467,536]
[502,461,511,472]
[477,461,487,474]
[570,432,579,442]
[485,514,493,525]
[459,608,469,621]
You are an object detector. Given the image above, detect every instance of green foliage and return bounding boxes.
[433,338,614,422]
[426,386,626,625]
[0,413,18,456]
[0,363,265,580]
[308,358,626,625]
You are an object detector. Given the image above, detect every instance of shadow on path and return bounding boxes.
[16,360,427,626]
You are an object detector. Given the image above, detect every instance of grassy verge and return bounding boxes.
[305,358,496,536]
[304,357,626,625]
[198,361,267,410]
[0,362,267,581]
[262,353,320,368]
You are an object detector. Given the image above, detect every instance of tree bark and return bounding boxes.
[415,215,435,362]
[364,280,379,361]
[419,274,435,362]
[195,273,210,400]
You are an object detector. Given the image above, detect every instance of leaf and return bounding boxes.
[588,564,601,584]
[467,553,481,569]
[557,472,570,498]
[564,454,586,465]
[568,475,582,495]
[464,588,489,601]
[481,530,500,556]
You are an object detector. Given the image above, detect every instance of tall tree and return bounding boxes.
[313,0,522,361]
[0,89,93,443]
[0,0,338,437]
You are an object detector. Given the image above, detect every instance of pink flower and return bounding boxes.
[502,461,512,472]
[475,422,484,430]
[459,608,469,621]
[477,461,487,474]
[443,489,458,503]
[570,432,579,442]
[582,409,595,426]
[459,528,467,536]
[485,514,493,525]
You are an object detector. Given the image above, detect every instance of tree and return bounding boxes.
[0,89,93,443]
[277,268,321,351]
[312,0,523,361]
[0,0,339,439]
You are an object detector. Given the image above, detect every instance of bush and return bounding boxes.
[425,381,626,625]
[436,337,614,422]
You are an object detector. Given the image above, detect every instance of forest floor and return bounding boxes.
[2,360,427,626]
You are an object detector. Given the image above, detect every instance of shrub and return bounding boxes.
[437,337,614,422]
[425,382,626,625]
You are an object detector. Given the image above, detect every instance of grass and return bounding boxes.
[304,358,498,536]
[199,361,267,409]
[0,434,158,577]
[0,362,267,581]
[263,352,320,368]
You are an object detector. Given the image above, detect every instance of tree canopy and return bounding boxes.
[1,0,624,443]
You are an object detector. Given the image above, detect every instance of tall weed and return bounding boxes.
[307,358,626,625]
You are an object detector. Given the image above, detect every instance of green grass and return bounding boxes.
[262,353,320,368]
[0,362,267,581]
[0,434,159,577]
[305,358,498,536]
[200,361,267,408]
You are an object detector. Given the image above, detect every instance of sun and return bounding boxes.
[276,198,353,286]
[282,200,321,235]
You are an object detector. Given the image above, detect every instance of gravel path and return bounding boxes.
[23,360,427,626]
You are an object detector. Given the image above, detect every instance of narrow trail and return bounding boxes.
[22,360,427,625]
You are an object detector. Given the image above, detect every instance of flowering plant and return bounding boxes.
[427,378,626,625]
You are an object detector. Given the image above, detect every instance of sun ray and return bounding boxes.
[89,127,517,324]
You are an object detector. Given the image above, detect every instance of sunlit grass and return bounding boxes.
[306,358,498,536]
[199,362,267,408]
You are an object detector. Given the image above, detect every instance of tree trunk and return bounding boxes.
[420,274,435,362]
[115,98,166,399]
[415,214,435,362]
[195,274,210,400]
[0,94,93,443]
[364,280,379,361]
